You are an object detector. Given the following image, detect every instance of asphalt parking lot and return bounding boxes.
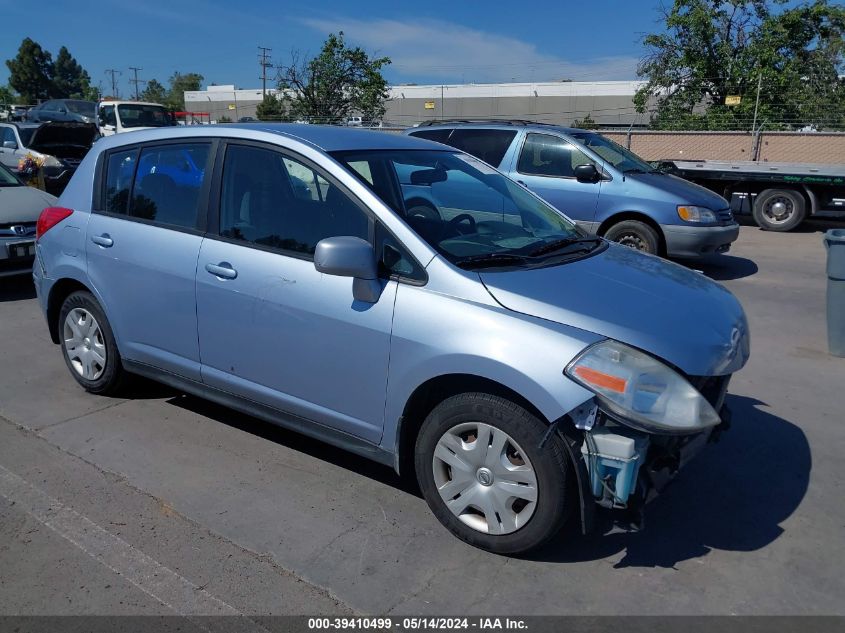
[1,222,844,616]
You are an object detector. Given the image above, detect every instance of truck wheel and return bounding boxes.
[753,189,806,232]
[604,220,660,255]
[415,393,569,554]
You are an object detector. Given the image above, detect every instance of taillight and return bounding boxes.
[36,207,74,239]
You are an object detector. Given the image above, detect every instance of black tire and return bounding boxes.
[58,290,126,395]
[753,188,806,232]
[604,219,660,255]
[414,393,569,554]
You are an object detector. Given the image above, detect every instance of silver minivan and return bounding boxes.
[34,124,749,554]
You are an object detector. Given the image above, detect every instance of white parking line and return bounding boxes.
[0,463,268,630]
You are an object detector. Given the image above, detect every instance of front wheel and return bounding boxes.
[604,220,660,255]
[415,393,570,554]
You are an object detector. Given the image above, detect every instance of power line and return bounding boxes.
[104,69,122,98]
[258,46,272,98]
[129,67,146,100]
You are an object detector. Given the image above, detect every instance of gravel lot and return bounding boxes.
[1,222,843,616]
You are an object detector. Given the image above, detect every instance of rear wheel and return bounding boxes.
[753,188,806,232]
[415,393,569,554]
[58,291,126,395]
[604,219,660,255]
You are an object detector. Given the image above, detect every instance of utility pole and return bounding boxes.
[105,69,121,98]
[258,47,272,98]
[751,71,763,161]
[129,67,145,100]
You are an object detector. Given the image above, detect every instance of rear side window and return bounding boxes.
[446,129,516,167]
[409,128,453,144]
[104,149,137,214]
[129,143,210,229]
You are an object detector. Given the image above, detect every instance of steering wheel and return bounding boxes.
[447,213,476,232]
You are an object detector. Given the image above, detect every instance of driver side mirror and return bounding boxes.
[574,163,601,183]
[314,236,382,303]
[2,140,16,150]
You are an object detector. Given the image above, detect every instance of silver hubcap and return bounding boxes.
[763,196,793,224]
[432,422,538,535]
[63,308,106,380]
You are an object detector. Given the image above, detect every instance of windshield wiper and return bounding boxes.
[455,252,538,270]
[526,236,603,257]
[622,167,654,174]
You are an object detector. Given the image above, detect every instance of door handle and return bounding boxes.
[91,233,113,247]
[517,180,528,188]
[205,262,237,280]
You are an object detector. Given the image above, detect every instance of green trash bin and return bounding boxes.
[825,229,845,357]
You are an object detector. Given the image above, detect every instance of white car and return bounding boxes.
[0,121,97,195]
[98,101,173,136]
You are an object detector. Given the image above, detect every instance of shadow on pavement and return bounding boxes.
[529,394,811,567]
[0,275,36,302]
[679,254,759,281]
[166,394,419,496]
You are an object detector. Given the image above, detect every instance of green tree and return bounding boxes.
[277,32,391,124]
[165,72,204,111]
[635,0,845,130]
[6,38,54,103]
[255,94,289,121]
[140,79,168,104]
[0,84,18,106]
[52,46,91,99]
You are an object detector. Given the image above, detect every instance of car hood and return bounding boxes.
[626,172,729,210]
[0,186,57,223]
[27,122,98,153]
[479,244,749,376]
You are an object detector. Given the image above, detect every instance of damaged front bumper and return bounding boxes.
[560,390,732,535]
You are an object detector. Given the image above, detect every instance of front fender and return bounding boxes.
[381,281,601,454]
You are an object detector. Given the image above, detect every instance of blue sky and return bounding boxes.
[1,0,666,95]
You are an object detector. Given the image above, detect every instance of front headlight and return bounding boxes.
[565,340,721,434]
[677,205,717,223]
[40,155,62,168]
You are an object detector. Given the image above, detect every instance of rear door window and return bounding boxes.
[129,143,210,229]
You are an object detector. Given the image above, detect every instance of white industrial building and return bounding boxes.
[185,80,650,127]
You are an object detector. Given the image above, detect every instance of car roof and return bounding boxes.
[411,121,591,135]
[93,123,448,153]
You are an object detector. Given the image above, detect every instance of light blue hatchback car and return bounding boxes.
[33,124,750,554]
[407,122,740,258]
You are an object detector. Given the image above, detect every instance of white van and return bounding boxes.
[98,101,173,136]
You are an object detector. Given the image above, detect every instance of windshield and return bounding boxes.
[67,100,96,116]
[17,128,35,147]
[569,132,655,173]
[0,163,22,186]
[332,149,600,269]
[116,104,172,128]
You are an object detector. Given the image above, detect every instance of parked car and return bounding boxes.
[0,121,99,195]
[98,101,174,136]
[34,124,749,554]
[406,121,739,258]
[238,116,257,123]
[27,99,97,124]
[346,116,363,127]
[9,105,31,122]
[0,162,57,277]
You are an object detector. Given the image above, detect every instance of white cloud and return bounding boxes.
[300,17,639,83]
